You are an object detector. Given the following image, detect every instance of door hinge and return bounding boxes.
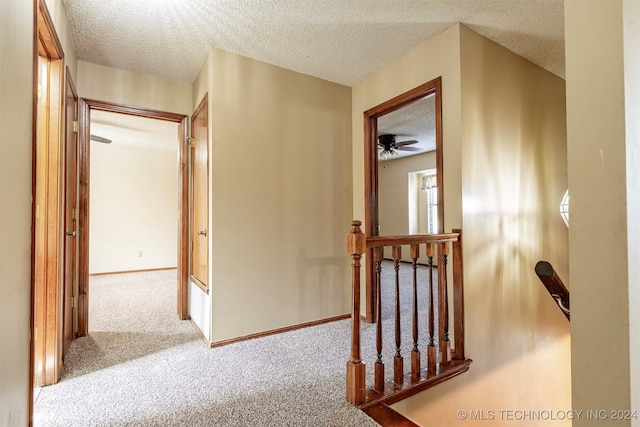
[72,207,78,220]
[187,137,195,148]
[71,295,78,309]
[72,120,79,133]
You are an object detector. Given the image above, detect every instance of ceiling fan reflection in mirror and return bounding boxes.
[90,134,112,144]
[378,134,420,160]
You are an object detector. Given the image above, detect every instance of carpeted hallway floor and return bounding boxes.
[32,269,381,427]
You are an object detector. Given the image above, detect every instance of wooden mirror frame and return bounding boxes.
[363,77,443,322]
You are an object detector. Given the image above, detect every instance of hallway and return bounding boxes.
[32,270,377,426]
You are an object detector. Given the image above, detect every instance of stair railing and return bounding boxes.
[346,220,471,408]
[535,261,570,321]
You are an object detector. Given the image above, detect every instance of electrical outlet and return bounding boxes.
[138,250,143,257]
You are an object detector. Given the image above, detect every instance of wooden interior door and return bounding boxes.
[62,69,78,357]
[190,94,209,292]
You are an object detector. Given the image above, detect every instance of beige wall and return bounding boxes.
[0,1,34,425]
[77,61,192,115]
[353,25,571,425]
[446,24,569,424]
[623,0,640,420]
[566,0,639,423]
[199,47,353,342]
[89,141,179,274]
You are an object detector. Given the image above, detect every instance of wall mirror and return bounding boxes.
[377,92,438,237]
[363,77,443,321]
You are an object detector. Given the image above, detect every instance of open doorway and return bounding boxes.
[86,110,182,336]
[84,109,186,365]
[88,111,179,276]
[77,100,190,336]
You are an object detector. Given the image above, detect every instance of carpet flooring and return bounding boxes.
[33,263,438,426]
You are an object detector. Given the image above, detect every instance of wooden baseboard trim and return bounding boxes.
[89,267,177,276]
[190,318,211,347]
[210,314,350,348]
[364,403,420,427]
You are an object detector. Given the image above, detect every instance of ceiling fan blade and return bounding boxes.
[90,134,112,144]
[395,139,418,146]
[397,146,423,152]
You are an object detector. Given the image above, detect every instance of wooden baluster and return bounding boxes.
[438,241,451,366]
[392,246,404,386]
[373,247,385,393]
[410,244,420,381]
[346,221,366,405]
[426,242,437,376]
[452,230,465,360]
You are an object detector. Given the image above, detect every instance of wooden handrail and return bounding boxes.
[366,233,459,248]
[535,261,570,321]
[346,220,471,407]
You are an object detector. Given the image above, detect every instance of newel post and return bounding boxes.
[452,229,466,360]
[346,220,366,405]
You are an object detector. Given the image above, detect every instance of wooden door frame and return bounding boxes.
[363,77,444,322]
[32,0,65,387]
[77,99,190,336]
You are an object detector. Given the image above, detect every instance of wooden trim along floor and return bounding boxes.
[364,403,421,427]
[210,314,350,348]
[89,267,177,277]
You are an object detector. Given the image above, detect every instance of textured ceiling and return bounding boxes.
[62,0,565,86]
[378,93,435,159]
